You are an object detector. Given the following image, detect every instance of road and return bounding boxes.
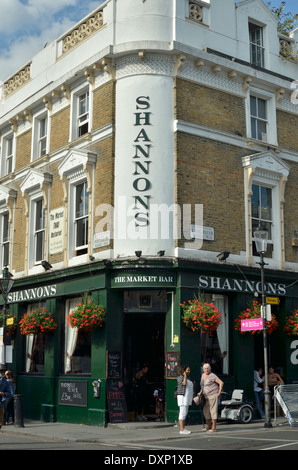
[1,424,298,454]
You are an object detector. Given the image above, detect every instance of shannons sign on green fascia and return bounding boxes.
[7,285,57,303]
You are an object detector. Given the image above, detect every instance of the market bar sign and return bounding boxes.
[111,272,176,288]
[198,275,286,296]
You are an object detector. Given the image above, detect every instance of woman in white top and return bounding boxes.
[176,366,193,435]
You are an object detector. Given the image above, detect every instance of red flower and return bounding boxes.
[235,301,278,336]
[181,297,222,334]
[284,309,298,336]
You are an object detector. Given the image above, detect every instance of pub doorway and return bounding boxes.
[123,290,167,421]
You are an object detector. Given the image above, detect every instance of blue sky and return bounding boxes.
[0,0,297,82]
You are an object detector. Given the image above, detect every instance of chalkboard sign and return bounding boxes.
[166,351,179,378]
[107,379,128,423]
[106,351,122,378]
[59,381,88,407]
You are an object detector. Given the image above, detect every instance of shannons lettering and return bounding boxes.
[7,284,57,303]
[198,275,286,295]
[133,95,152,227]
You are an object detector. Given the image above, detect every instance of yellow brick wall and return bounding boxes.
[15,130,31,171]
[284,160,298,263]
[175,132,248,253]
[175,78,247,136]
[50,107,70,153]
[277,110,298,152]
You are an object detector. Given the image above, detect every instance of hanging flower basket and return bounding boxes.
[67,297,106,335]
[0,312,17,337]
[19,307,57,336]
[284,309,298,336]
[234,300,278,336]
[181,297,222,334]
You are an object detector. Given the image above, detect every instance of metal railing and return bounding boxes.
[274,384,298,427]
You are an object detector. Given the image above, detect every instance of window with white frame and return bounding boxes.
[251,184,273,257]
[58,149,96,263]
[32,111,49,160]
[250,96,267,141]
[1,133,14,176]
[242,151,290,268]
[74,181,89,256]
[0,212,9,269]
[247,90,277,145]
[33,198,45,263]
[71,85,91,140]
[249,22,265,67]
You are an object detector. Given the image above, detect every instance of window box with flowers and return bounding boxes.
[234,300,279,336]
[67,297,106,335]
[181,297,222,334]
[19,307,57,336]
[284,309,298,336]
[0,312,17,337]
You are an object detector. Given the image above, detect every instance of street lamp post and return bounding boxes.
[254,224,272,428]
[0,267,14,369]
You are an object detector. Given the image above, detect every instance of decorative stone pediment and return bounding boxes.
[0,184,17,204]
[20,169,52,195]
[242,150,290,181]
[58,149,97,177]
[20,169,52,215]
[0,184,17,225]
[58,149,97,201]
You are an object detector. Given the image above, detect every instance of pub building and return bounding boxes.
[0,0,297,426]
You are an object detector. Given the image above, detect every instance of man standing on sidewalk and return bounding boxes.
[254,368,265,419]
[0,368,12,429]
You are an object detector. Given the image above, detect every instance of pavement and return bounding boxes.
[0,418,288,446]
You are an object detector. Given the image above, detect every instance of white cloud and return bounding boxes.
[0,0,102,81]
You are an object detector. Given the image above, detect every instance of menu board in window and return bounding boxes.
[106,351,122,378]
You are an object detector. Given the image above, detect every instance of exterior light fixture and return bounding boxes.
[217,251,230,261]
[157,250,165,256]
[41,260,52,271]
[135,251,142,257]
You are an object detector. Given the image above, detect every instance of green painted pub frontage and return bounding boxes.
[2,257,298,426]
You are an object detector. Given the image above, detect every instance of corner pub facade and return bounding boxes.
[0,0,297,426]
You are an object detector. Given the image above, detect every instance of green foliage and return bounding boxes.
[267,1,298,36]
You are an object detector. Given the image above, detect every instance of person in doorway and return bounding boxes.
[254,367,265,419]
[4,370,15,425]
[268,367,284,388]
[176,365,193,435]
[198,363,223,433]
[0,368,12,429]
[135,363,150,421]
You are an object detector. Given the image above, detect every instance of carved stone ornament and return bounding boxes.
[189,2,203,23]
[62,10,104,54]
[3,64,31,99]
